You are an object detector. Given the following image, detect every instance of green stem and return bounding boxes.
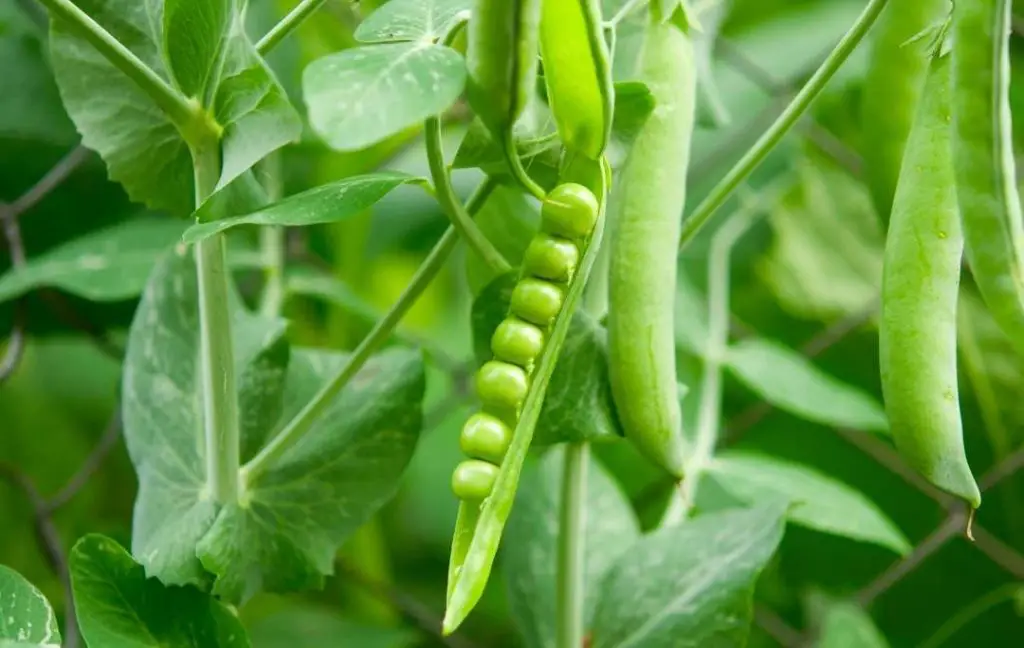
[425,117,512,275]
[504,133,546,201]
[256,0,328,55]
[36,0,216,144]
[193,144,240,505]
[242,179,498,484]
[677,0,887,250]
[556,443,589,648]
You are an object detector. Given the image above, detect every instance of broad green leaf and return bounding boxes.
[463,185,539,295]
[124,246,426,601]
[304,42,466,152]
[0,218,186,303]
[606,81,656,167]
[504,448,639,648]
[816,600,889,648]
[50,0,300,216]
[355,0,473,43]
[591,503,787,648]
[70,534,249,648]
[472,273,621,444]
[452,108,561,193]
[0,566,60,647]
[709,452,910,555]
[249,605,417,648]
[726,338,889,433]
[184,172,424,241]
[758,161,882,321]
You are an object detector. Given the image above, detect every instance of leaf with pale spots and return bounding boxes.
[590,502,787,648]
[303,42,466,152]
[70,534,249,647]
[122,248,425,599]
[184,172,425,241]
[0,566,60,647]
[0,218,186,304]
[355,0,473,43]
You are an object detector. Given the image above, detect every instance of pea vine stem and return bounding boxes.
[556,443,588,648]
[35,0,218,145]
[242,179,498,484]
[255,0,328,55]
[677,0,888,250]
[193,143,241,505]
[425,117,511,274]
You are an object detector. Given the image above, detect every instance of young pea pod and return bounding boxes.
[862,0,948,222]
[539,0,614,158]
[880,53,981,508]
[466,0,542,140]
[607,10,695,479]
[952,0,1024,359]
[444,159,609,634]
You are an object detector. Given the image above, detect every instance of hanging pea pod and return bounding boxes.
[444,158,610,635]
[880,52,981,509]
[951,0,1024,359]
[539,0,614,159]
[465,0,542,142]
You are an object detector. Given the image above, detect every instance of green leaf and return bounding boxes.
[503,448,639,648]
[606,81,656,166]
[709,452,910,555]
[304,42,466,152]
[50,0,300,216]
[355,0,473,43]
[184,172,424,241]
[463,185,539,295]
[726,338,890,433]
[123,247,426,600]
[591,503,787,648]
[0,218,186,304]
[0,566,60,647]
[249,605,417,648]
[815,600,889,648]
[452,107,561,193]
[285,270,380,323]
[70,534,249,648]
[471,273,621,444]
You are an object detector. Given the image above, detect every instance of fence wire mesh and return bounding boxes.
[1,22,1022,648]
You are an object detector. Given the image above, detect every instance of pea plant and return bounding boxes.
[2,0,1023,646]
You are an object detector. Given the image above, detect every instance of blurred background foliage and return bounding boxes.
[1,0,1022,646]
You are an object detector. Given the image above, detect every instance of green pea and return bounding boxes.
[466,0,542,140]
[491,318,545,368]
[459,413,513,464]
[880,54,981,509]
[541,183,599,239]
[476,360,529,411]
[952,0,1024,360]
[451,460,500,501]
[607,13,694,479]
[510,278,564,326]
[522,234,579,282]
[862,0,948,222]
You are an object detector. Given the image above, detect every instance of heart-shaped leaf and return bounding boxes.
[304,42,466,152]
[183,172,425,242]
[354,0,473,44]
[503,448,639,648]
[123,246,425,600]
[726,338,889,433]
[591,502,787,648]
[0,565,60,647]
[70,534,249,648]
[709,452,910,555]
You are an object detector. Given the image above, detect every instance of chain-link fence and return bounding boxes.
[1,23,1023,648]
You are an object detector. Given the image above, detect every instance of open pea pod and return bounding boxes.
[540,0,614,159]
[444,156,610,634]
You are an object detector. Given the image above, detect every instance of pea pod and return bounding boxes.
[880,53,981,508]
[444,160,609,635]
[607,10,695,479]
[862,0,948,222]
[952,0,1024,359]
[466,0,542,140]
[539,0,614,158]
